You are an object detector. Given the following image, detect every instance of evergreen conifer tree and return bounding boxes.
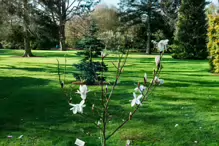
[172,0,208,59]
[73,21,108,85]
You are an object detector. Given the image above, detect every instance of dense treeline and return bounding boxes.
[0,0,217,62]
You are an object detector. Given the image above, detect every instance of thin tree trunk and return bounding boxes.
[23,34,33,57]
[146,2,152,54]
[59,23,66,51]
[23,0,34,57]
[59,0,67,51]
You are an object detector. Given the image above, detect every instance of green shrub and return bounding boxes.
[208,15,219,73]
[73,61,108,85]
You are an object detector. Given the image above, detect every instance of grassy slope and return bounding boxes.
[0,49,218,146]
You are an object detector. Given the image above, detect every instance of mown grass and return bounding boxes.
[0,49,219,146]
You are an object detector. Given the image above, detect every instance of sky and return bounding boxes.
[101,0,120,7]
[212,0,219,5]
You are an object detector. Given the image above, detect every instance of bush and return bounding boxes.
[208,15,219,73]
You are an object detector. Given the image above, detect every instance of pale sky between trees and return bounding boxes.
[101,0,120,7]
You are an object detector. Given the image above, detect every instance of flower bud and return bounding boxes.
[153,76,159,85]
[92,104,95,111]
[144,73,147,84]
[105,85,108,93]
[116,79,120,84]
[155,56,161,69]
[129,112,133,120]
[61,81,64,88]
[69,98,72,103]
[153,69,156,75]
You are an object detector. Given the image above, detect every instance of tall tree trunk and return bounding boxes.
[59,22,66,51]
[59,0,66,51]
[23,0,34,57]
[146,2,152,54]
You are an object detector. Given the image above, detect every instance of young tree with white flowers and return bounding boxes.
[57,39,168,146]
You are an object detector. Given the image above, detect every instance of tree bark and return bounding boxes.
[59,22,66,51]
[23,0,34,57]
[146,1,152,54]
[59,0,67,51]
[23,34,34,57]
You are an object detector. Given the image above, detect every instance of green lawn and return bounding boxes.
[0,49,219,146]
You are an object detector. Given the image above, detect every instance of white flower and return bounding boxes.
[92,104,95,111]
[97,121,101,125]
[134,85,146,93]
[159,79,164,85]
[101,51,106,58]
[175,124,179,127]
[131,92,142,107]
[100,49,108,58]
[154,76,164,85]
[75,138,85,146]
[158,39,169,52]
[194,141,198,143]
[76,85,89,100]
[126,140,131,146]
[69,100,86,114]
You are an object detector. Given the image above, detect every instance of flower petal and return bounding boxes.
[76,90,80,94]
[80,100,85,105]
[69,103,76,107]
[73,107,78,114]
[137,94,142,100]
[81,94,86,100]
[136,99,141,105]
[134,87,139,92]
[75,138,85,146]
[131,99,136,107]
[159,79,164,85]
[133,92,136,99]
[78,106,83,113]
[139,85,146,92]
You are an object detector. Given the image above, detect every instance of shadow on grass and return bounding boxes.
[165,77,219,87]
[0,76,71,132]
[0,49,78,58]
[0,64,74,75]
